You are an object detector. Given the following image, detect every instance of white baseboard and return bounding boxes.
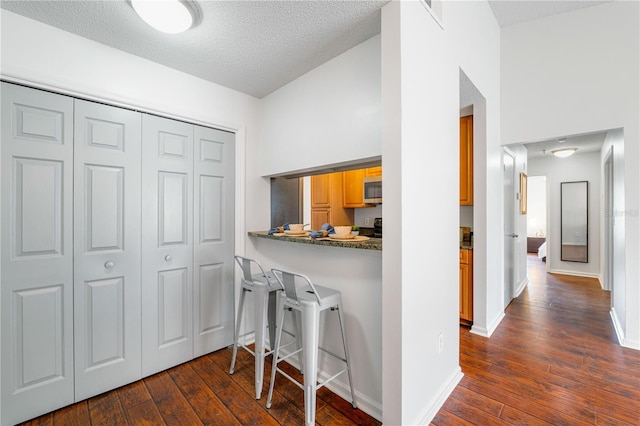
[548,269,600,279]
[412,367,463,425]
[471,311,505,338]
[514,278,529,298]
[610,308,640,350]
[610,307,625,345]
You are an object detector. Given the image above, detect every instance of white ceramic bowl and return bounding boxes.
[333,226,352,237]
[288,223,304,232]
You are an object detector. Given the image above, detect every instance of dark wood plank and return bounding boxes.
[87,390,128,425]
[434,254,640,426]
[51,402,90,425]
[19,414,53,426]
[123,399,165,426]
[191,354,280,426]
[117,380,152,410]
[167,362,242,426]
[144,371,203,425]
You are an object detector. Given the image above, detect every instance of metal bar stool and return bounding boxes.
[266,268,357,425]
[229,255,287,399]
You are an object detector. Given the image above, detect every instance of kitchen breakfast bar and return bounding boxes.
[247,230,383,419]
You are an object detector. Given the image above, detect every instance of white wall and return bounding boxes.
[601,129,626,336]
[527,176,547,238]
[380,0,502,423]
[260,35,381,177]
[245,35,385,418]
[528,152,601,277]
[501,1,639,349]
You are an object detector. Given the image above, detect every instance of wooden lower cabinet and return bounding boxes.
[460,249,473,325]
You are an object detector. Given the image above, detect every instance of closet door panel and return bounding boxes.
[142,114,193,377]
[1,83,75,426]
[73,99,142,401]
[193,126,235,356]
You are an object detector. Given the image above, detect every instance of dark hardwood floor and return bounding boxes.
[432,254,640,425]
[19,334,380,425]
[19,254,640,425]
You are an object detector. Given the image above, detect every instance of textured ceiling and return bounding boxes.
[1,1,612,98]
[1,0,389,98]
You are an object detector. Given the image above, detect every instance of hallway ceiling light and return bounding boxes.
[131,0,200,34]
[551,147,577,158]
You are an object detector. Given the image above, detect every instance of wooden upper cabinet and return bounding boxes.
[311,173,331,207]
[364,166,382,177]
[460,115,473,205]
[343,169,366,208]
[342,166,381,208]
[311,172,354,230]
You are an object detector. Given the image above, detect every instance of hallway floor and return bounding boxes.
[432,254,640,425]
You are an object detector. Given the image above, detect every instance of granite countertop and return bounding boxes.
[248,231,382,251]
[460,243,473,250]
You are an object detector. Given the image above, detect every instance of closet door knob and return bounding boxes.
[104,261,115,270]
[164,255,172,262]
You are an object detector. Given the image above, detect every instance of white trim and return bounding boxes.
[611,308,640,350]
[412,367,463,425]
[610,307,625,345]
[1,67,243,133]
[514,277,529,298]
[471,311,505,338]
[547,269,601,279]
[419,0,444,29]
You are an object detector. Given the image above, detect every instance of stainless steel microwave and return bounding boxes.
[363,176,382,204]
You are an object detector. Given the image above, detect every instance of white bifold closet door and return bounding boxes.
[73,99,142,400]
[192,125,235,357]
[141,115,235,376]
[141,115,195,376]
[0,83,75,425]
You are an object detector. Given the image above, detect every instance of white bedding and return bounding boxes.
[538,241,547,259]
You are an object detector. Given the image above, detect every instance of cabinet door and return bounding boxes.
[460,116,473,205]
[459,250,473,323]
[311,208,331,230]
[193,126,235,356]
[365,166,382,177]
[73,100,142,400]
[343,169,365,208]
[1,83,75,425]
[311,174,331,207]
[141,115,194,377]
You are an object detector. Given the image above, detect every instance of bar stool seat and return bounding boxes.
[229,255,283,399]
[266,268,357,426]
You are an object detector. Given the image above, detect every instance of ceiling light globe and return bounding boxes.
[131,0,195,34]
[551,148,577,158]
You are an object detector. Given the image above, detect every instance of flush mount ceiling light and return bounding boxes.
[131,0,201,34]
[551,147,577,158]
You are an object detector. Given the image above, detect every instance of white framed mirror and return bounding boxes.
[560,181,588,263]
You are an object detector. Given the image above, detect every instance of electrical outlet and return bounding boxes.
[364,217,371,226]
[438,333,444,353]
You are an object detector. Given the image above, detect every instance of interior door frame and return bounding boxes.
[603,146,614,293]
[503,147,518,308]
